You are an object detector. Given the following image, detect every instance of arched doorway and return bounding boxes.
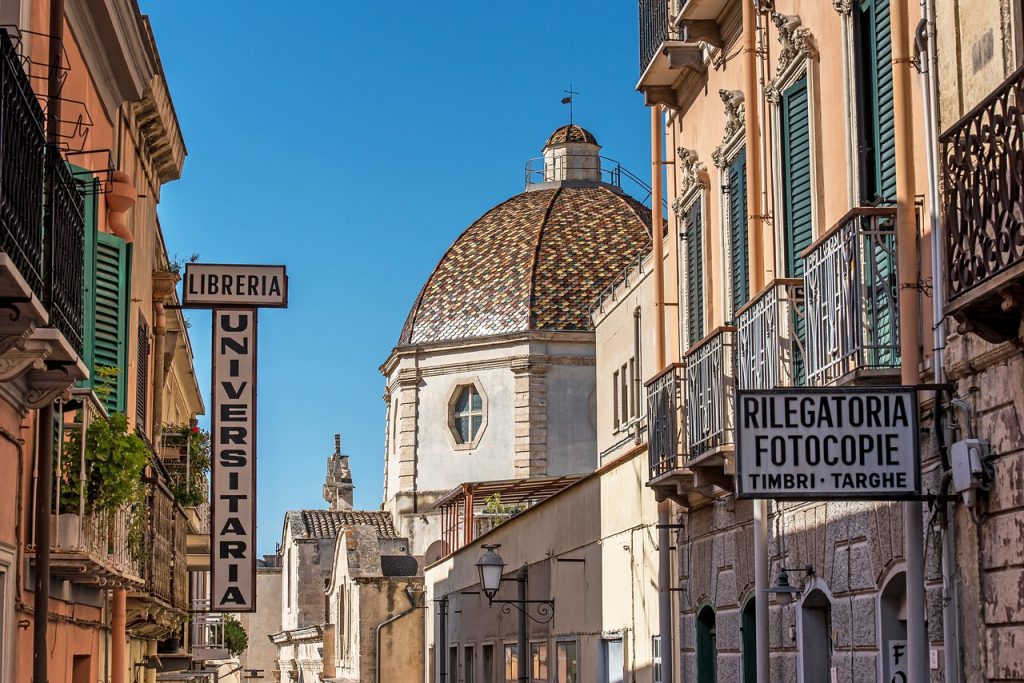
[880,571,908,682]
[741,598,756,683]
[800,588,833,681]
[696,605,717,683]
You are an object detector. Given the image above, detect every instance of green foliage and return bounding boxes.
[163,423,211,507]
[92,364,120,407]
[223,615,248,656]
[482,493,521,516]
[60,412,149,514]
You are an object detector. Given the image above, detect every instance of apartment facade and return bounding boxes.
[0,1,213,680]
[637,0,1022,681]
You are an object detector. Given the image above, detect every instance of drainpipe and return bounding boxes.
[111,589,127,683]
[650,104,675,683]
[33,0,65,680]
[741,2,770,681]
[150,302,166,443]
[891,0,927,680]
[437,596,448,683]
[916,2,960,680]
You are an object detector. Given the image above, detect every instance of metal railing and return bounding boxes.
[940,63,1024,303]
[47,147,85,356]
[638,0,676,76]
[523,154,660,208]
[191,598,226,650]
[0,28,45,299]
[684,327,736,459]
[803,208,900,386]
[143,475,189,610]
[735,280,806,390]
[647,364,684,479]
[51,388,145,584]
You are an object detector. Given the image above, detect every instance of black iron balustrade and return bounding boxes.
[940,65,1024,338]
[0,28,46,299]
[639,0,674,76]
[646,363,684,480]
[735,279,805,390]
[803,208,899,386]
[46,147,84,357]
[684,327,735,460]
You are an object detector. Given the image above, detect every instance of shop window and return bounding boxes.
[504,643,518,683]
[555,640,577,683]
[531,642,548,682]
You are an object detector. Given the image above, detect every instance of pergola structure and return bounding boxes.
[435,475,582,556]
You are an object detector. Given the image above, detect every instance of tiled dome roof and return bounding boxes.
[545,124,598,147]
[398,186,651,346]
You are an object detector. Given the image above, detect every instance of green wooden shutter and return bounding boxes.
[93,232,130,413]
[728,148,749,313]
[685,201,705,349]
[73,167,99,381]
[855,0,896,204]
[780,76,813,278]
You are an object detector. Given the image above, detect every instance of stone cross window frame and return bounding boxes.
[448,378,488,451]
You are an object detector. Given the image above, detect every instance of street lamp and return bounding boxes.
[475,546,555,683]
[476,544,506,604]
[767,565,815,606]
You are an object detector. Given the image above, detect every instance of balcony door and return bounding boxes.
[853,0,896,206]
[780,76,813,278]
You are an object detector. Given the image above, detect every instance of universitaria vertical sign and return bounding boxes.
[183,263,288,612]
[735,386,920,500]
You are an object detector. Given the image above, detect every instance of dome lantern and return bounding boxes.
[541,124,601,183]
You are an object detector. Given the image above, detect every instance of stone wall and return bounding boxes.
[237,568,282,677]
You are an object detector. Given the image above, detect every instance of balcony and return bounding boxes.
[636,0,707,108]
[646,328,736,506]
[803,208,901,387]
[0,28,87,402]
[735,279,805,390]
[940,64,1024,342]
[158,429,211,569]
[190,598,229,662]
[45,389,146,588]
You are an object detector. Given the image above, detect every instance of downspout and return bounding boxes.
[916,3,961,680]
[34,1,64,680]
[743,2,770,681]
[891,0,927,680]
[650,104,674,683]
[111,588,127,683]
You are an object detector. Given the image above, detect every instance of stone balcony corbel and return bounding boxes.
[0,254,49,356]
[23,329,88,409]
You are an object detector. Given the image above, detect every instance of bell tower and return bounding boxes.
[323,433,354,511]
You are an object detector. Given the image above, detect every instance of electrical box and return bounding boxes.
[950,438,990,506]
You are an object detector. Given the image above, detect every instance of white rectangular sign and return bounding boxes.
[183,263,287,308]
[210,309,258,611]
[735,387,919,500]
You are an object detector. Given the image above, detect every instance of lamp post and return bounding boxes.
[476,545,554,683]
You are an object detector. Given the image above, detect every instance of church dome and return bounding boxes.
[398,184,652,346]
[544,124,598,147]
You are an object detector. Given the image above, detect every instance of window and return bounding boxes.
[504,644,518,683]
[779,76,813,278]
[554,641,577,683]
[628,357,638,419]
[612,369,621,430]
[652,636,662,683]
[136,315,150,430]
[91,231,131,413]
[465,646,475,683]
[800,589,833,681]
[601,638,623,683]
[727,148,750,312]
[620,364,628,426]
[450,646,459,683]
[696,606,717,683]
[682,201,705,348]
[450,382,487,447]
[853,0,895,205]
[483,644,495,683]
[530,642,548,682]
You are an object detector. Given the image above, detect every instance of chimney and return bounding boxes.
[323,433,354,510]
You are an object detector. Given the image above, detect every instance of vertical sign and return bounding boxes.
[211,309,257,611]
[888,640,908,682]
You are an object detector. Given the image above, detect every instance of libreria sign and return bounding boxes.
[735,387,920,500]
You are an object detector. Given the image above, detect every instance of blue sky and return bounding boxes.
[141,1,651,555]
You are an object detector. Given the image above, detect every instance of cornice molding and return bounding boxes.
[672,147,707,218]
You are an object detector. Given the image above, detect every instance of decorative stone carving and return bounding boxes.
[832,0,852,15]
[672,148,707,216]
[0,345,51,382]
[771,13,817,76]
[712,90,745,168]
[764,81,781,105]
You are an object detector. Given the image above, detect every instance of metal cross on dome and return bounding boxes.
[561,84,579,125]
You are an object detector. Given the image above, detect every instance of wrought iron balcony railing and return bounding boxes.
[940,64,1024,341]
[48,388,145,587]
[639,0,676,76]
[646,363,684,480]
[735,279,806,390]
[141,467,190,611]
[803,208,900,387]
[684,327,736,459]
[0,28,45,299]
[47,147,85,356]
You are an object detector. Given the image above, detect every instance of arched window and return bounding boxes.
[696,605,717,683]
[741,598,756,683]
[800,588,833,680]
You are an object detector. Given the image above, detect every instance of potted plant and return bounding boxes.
[161,423,211,507]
